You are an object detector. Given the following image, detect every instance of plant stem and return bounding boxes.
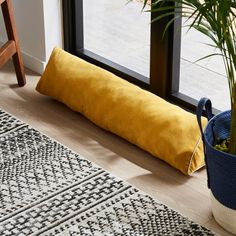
[229,83,236,154]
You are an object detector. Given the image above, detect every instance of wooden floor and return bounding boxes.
[0,62,232,236]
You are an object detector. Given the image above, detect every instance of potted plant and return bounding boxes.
[142,0,236,234]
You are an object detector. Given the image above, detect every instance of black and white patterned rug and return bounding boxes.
[0,109,215,236]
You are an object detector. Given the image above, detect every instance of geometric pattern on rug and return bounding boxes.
[0,109,215,235]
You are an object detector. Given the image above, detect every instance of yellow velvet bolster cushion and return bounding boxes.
[36,47,207,175]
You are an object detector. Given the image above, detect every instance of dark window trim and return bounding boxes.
[62,0,215,114]
[62,0,76,52]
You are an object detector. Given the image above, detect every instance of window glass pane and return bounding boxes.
[83,0,151,81]
[179,18,230,111]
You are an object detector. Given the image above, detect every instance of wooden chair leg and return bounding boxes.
[1,0,26,86]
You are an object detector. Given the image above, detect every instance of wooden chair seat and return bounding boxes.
[0,0,25,86]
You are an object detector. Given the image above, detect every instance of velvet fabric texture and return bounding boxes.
[36,47,206,175]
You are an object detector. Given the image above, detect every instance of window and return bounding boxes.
[63,0,219,113]
[83,0,150,80]
[179,18,230,111]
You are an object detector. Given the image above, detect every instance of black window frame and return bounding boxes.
[62,0,219,114]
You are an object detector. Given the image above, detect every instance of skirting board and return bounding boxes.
[20,50,45,74]
[0,41,45,74]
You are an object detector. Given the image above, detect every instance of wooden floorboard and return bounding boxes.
[0,62,232,236]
